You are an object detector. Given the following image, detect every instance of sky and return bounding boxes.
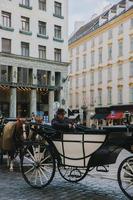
[68,0,120,34]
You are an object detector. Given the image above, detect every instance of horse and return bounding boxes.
[0,119,27,171]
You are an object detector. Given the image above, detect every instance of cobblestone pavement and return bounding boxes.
[0,150,132,200]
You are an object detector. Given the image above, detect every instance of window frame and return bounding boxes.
[21,42,29,57]
[2,38,11,53]
[2,11,11,27]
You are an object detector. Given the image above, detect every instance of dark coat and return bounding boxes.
[51,117,72,131]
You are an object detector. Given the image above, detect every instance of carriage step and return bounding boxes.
[96,165,109,173]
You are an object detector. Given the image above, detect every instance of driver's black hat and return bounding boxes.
[56,108,66,115]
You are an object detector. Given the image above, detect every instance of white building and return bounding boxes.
[68,0,133,125]
[0,0,68,121]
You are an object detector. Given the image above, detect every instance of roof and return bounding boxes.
[69,0,131,45]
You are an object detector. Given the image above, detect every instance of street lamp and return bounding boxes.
[81,104,88,126]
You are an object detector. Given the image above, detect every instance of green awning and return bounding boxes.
[92,113,108,120]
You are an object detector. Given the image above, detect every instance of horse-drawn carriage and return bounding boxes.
[0,119,133,199]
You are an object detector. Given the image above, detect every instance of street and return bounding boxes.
[0,150,131,200]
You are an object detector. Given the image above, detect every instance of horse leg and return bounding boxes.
[9,159,14,171]
[8,151,14,171]
[0,149,3,165]
[7,154,10,167]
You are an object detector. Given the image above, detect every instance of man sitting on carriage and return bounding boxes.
[51,108,75,131]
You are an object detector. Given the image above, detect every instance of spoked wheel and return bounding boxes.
[118,156,133,200]
[21,142,56,188]
[58,162,88,183]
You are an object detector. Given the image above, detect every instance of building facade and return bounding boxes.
[0,0,68,121]
[68,0,133,125]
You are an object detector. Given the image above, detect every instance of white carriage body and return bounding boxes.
[53,133,106,167]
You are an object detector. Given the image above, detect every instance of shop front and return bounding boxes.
[93,105,133,126]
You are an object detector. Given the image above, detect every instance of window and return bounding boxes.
[37,70,47,86]
[90,71,94,85]
[38,45,46,59]
[91,51,95,66]
[118,24,123,35]
[99,48,102,64]
[130,35,133,52]
[83,54,86,69]
[118,40,123,57]
[91,39,95,48]
[131,18,133,29]
[18,67,30,84]
[21,16,29,32]
[54,48,61,62]
[98,69,102,83]
[107,87,112,105]
[130,62,133,77]
[118,87,123,104]
[21,0,30,7]
[129,87,133,103]
[98,89,102,105]
[82,91,86,105]
[108,45,112,60]
[76,47,79,55]
[83,43,87,51]
[107,67,112,81]
[118,64,123,79]
[21,42,29,57]
[39,0,46,11]
[90,90,94,106]
[38,21,46,35]
[2,38,11,53]
[82,74,86,87]
[2,11,11,27]
[108,29,112,39]
[76,57,79,71]
[54,1,62,17]
[75,76,79,88]
[0,65,9,83]
[54,25,61,39]
[99,35,103,44]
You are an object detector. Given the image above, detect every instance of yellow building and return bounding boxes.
[68,0,133,125]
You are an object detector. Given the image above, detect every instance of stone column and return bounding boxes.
[10,87,16,118]
[48,71,55,122]
[30,89,37,116]
[48,91,54,122]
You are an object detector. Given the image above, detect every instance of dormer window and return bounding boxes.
[117,2,125,15]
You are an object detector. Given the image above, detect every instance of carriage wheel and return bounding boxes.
[21,142,56,188]
[58,162,88,183]
[118,156,133,200]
